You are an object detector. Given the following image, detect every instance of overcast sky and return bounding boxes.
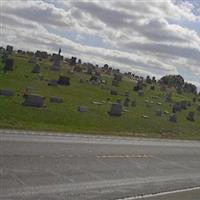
[1,0,200,89]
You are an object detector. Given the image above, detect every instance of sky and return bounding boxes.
[1,0,200,90]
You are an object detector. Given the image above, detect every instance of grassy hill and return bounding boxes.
[0,53,200,140]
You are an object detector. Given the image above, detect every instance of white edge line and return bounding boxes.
[116,186,200,200]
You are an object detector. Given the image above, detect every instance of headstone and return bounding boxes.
[78,106,89,112]
[138,90,144,96]
[110,90,118,96]
[134,80,143,91]
[114,73,122,82]
[32,64,40,73]
[50,96,63,103]
[58,76,70,86]
[180,101,188,110]
[6,45,13,54]
[90,74,101,84]
[172,103,182,113]
[48,80,58,86]
[17,49,23,54]
[187,111,195,121]
[70,57,76,66]
[108,103,122,116]
[29,55,37,64]
[4,58,14,71]
[0,89,15,96]
[169,114,177,123]
[123,98,130,107]
[22,95,45,107]
[50,50,61,71]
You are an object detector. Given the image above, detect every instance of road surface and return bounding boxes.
[0,130,200,200]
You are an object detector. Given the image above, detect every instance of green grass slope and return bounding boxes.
[0,53,200,139]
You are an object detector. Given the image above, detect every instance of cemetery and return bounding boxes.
[0,46,200,140]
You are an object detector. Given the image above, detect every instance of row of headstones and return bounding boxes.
[0,90,64,105]
[110,89,144,97]
[170,101,199,122]
[31,66,71,86]
[1,89,200,122]
[31,62,61,73]
[172,101,192,113]
[169,112,196,123]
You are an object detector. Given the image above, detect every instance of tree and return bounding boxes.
[159,75,184,88]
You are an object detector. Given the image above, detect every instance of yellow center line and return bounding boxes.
[96,154,154,158]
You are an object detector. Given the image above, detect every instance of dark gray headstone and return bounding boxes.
[78,106,89,112]
[90,74,101,84]
[180,101,188,110]
[138,90,144,96]
[6,45,13,54]
[187,111,195,121]
[134,80,143,91]
[50,96,63,103]
[0,89,15,96]
[108,103,122,116]
[123,98,130,107]
[48,80,58,86]
[4,58,14,71]
[172,103,182,113]
[22,95,45,107]
[169,114,177,123]
[114,73,122,82]
[58,76,70,86]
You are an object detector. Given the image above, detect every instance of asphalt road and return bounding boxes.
[1,130,200,200]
